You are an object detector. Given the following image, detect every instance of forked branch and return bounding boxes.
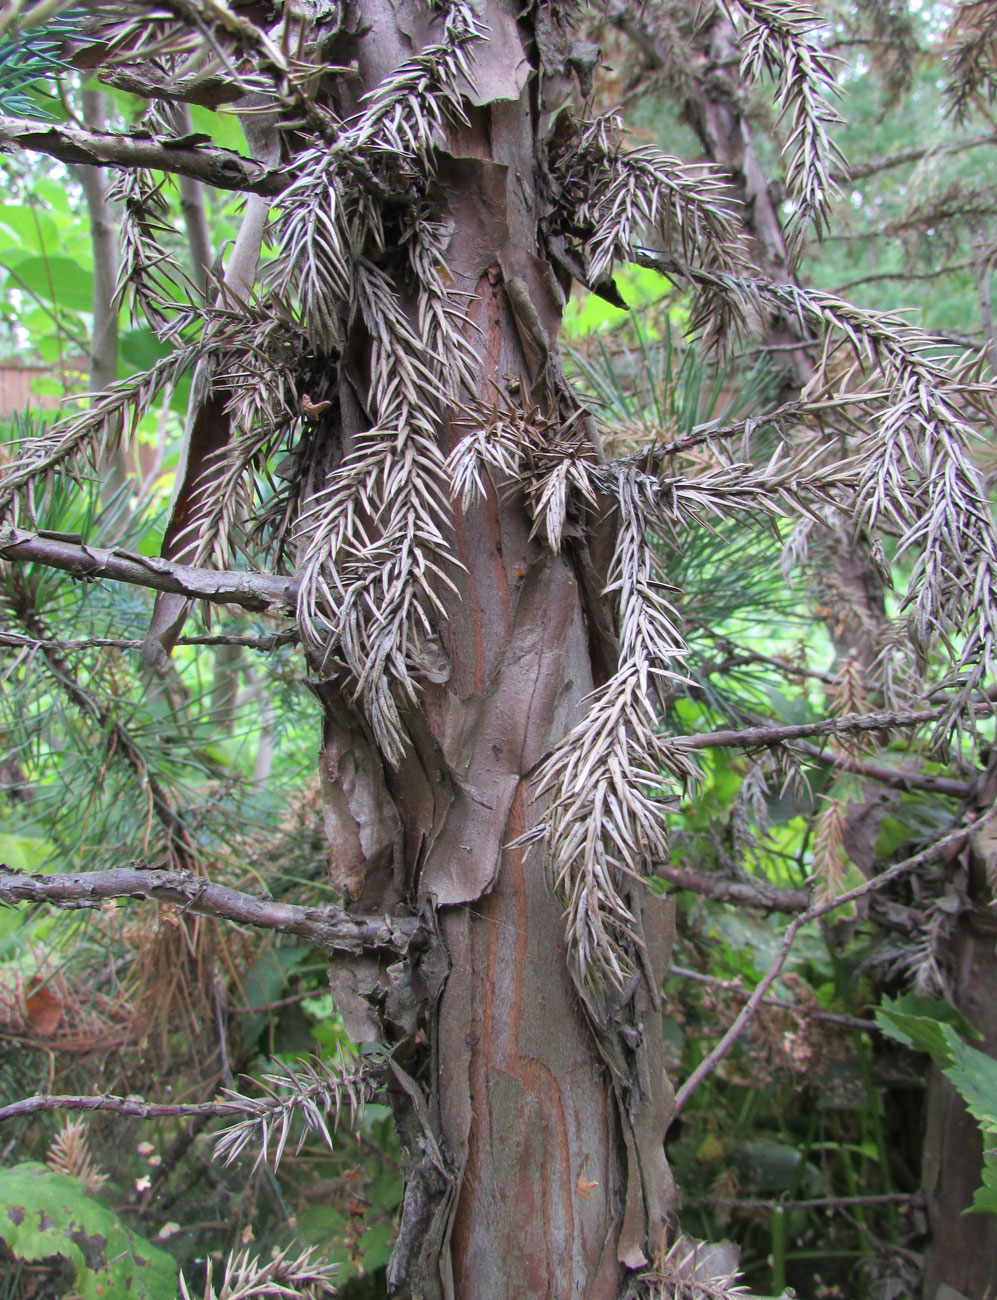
[672,818,982,1114]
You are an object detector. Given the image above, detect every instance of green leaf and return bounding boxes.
[187,104,247,152]
[939,1024,997,1130]
[971,1152,997,1215]
[877,1008,997,1216]
[0,205,61,255]
[0,832,52,874]
[238,943,312,1048]
[0,1163,176,1300]
[6,255,93,312]
[875,994,981,1064]
[120,327,172,373]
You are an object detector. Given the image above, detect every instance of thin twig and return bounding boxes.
[657,864,809,912]
[669,964,880,1031]
[677,705,984,754]
[786,735,973,798]
[672,819,977,1115]
[684,1192,920,1211]
[0,630,299,653]
[834,261,972,295]
[834,131,997,182]
[0,1093,256,1124]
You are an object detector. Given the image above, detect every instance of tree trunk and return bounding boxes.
[315,3,676,1295]
[920,823,997,1300]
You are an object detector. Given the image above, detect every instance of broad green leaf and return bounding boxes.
[188,104,247,152]
[32,177,74,213]
[120,327,172,373]
[6,255,93,312]
[939,1024,997,1130]
[238,943,313,1048]
[0,1163,176,1300]
[0,832,52,874]
[875,994,981,1063]
[733,1139,824,1195]
[971,1152,997,1215]
[0,205,60,254]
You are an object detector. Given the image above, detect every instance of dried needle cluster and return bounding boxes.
[179,1244,338,1300]
[720,0,846,258]
[212,1053,376,1172]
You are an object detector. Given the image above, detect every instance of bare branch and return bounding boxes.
[676,705,971,753]
[785,735,973,798]
[684,1193,919,1211]
[656,864,809,912]
[669,964,880,1031]
[0,864,422,955]
[0,526,297,612]
[0,112,289,194]
[0,630,298,653]
[672,819,977,1115]
[832,132,997,183]
[0,1093,259,1124]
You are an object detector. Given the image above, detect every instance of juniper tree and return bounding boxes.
[1,1,997,1297]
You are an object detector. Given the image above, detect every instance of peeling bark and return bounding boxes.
[304,3,678,1293]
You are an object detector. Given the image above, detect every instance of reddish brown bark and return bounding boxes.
[314,4,677,1294]
[920,821,997,1300]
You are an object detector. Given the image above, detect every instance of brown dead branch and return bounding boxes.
[677,705,983,754]
[0,864,423,955]
[0,526,298,612]
[0,113,289,194]
[657,864,809,913]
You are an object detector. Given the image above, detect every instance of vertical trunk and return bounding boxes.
[175,103,214,302]
[920,829,997,1300]
[315,3,676,1294]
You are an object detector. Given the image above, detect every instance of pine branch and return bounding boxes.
[0,526,298,611]
[0,1093,262,1124]
[720,0,846,256]
[181,1244,338,1300]
[0,1052,378,1177]
[946,1,997,122]
[5,576,199,867]
[0,864,422,954]
[0,112,289,193]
